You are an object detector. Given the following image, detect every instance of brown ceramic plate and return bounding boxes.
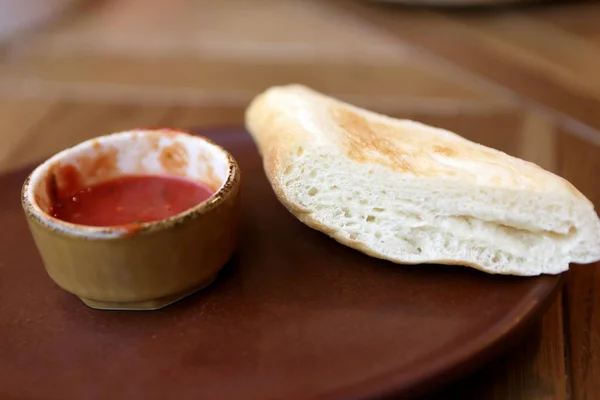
[0,128,561,399]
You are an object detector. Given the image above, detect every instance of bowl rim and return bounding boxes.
[21,128,240,240]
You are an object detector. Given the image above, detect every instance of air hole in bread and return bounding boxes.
[297,147,304,156]
[373,207,385,212]
[349,233,358,240]
[492,253,501,263]
[331,185,339,190]
[309,169,317,178]
[308,187,318,196]
[283,166,293,175]
[404,237,421,252]
[343,208,352,218]
[375,232,382,239]
[366,215,375,222]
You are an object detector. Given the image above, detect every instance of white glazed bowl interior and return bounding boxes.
[24,129,233,237]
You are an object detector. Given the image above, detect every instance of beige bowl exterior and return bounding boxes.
[21,129,240,310]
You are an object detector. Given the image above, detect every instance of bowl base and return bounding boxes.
[78,274,218,311]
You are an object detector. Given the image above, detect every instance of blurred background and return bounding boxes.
[1,1,600,399]
[2,0,594,175]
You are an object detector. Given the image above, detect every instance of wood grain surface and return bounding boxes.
[0,0,598,398]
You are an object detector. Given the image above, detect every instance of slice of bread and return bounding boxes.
[245,84,600,275]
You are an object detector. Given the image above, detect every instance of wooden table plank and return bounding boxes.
[451,15,600,87]
[422,296,567,400]
[0,0,510,114]
[0,99,56,170]
[328,0,600,137]
[0,102,246,173]
[535,1,600,45]
[10,0,409,61]
[557,131,600,400]
[0,55,503,112]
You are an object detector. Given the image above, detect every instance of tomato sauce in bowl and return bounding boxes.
[50,175,215,227]
[22,129,240,310]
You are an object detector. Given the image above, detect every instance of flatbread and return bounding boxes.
[245,84,600,275]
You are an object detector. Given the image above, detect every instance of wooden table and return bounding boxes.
[0,0,599,398]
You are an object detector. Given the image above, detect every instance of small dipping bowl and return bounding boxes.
[21,129,240,310]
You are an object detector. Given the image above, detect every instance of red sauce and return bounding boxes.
[50,175,214,227]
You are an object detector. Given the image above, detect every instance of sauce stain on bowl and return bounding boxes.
[159,141,189,176]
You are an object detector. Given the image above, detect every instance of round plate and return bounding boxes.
[0,128,561,399]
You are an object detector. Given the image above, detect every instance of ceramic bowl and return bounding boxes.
[21,129,240,310]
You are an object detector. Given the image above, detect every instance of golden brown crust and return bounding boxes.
[328,102,583,197]
[247,84,589,201]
